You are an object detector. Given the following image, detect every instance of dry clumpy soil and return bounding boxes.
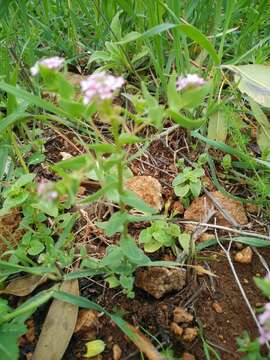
[18,248,270,360]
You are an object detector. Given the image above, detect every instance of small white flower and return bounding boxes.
[30,56,65,76]
[80,72,125,104]
[176,74,205,91]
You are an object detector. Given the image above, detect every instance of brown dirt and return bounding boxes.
[18,247,270,360]
[15,126,270,360]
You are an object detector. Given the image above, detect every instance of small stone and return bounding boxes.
[212,302,223,314]
[170,322,184,337]
[135,267,186,299]
[202,176,215,191]
[182,327,198,342]
[113,344,122,360]
[183,352,196,360]
[234,247,253,264]
[256,302,264,307]
[60,151,73,160]
[198,232,214,242]
[74,309,98,340]
[125,176,163,212]
[184,191,248,226]
[171,200,184,215]
[245,203,259,214]
[173,307,193,323]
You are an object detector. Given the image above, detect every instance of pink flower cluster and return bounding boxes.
[37,179,58,201]
[80,72,125,104]
[259,302,270,344]
[176,74,205,91]
[30,56,64,76]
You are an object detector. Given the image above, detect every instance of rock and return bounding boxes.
[202,176,215,191]
[212,302,223,314]
[183,352,196,360]
[182,327,198,342]
[184,191,248,227]
[245,203,260,214]
[234,246,253,264]
[74,309,99,340]
[170,322,183,337]
[125,176,163,212]
[112,344,122,360]
[171,200,184,215]
[173,307,193,323]
[183,224,213,243]
[135,267,186,299]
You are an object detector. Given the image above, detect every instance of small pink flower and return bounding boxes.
[37,179,58,201]
[176,74,205,91]
[258,302,270,345]
[30,56,65,76]
[80,72,125,104]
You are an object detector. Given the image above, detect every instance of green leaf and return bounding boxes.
[28,241,45,256]
[0,320,27,360]
[28,152,45,165]
[54,155,92,171]
[59,99,85,118]
[120,236,150,265]
[88,143,116,153]
[167,74,180,111]
[196,236,270,251]
[173,184,190,198]
[179,82,211,109]
[178,24,220,65]
[39,67,74,100]
[178,233,193,254]
[0,82,68,118]
[32,201,58,218]
[118,134,142,145]
[143,241,162,253]
[121,191,157,213]
[208,111,228,142]
[168,110,205,129]
[190,180,202,198]
[97,212,127,237]
[110,11,122,40]
[254,277,270,298]
[249,99,270,156]
[224,64,270,108]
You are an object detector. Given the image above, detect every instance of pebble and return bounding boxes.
[183,352,196,360]
[135,267,186,299]
[170,322,184,337]
[173,307,193,323]
[182,327,198,342]
[234,247,253,264]
[113,344,122,360]
[212,302,223,314]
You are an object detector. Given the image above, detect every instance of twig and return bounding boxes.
[175,220,270,241]
[214,229,270,350]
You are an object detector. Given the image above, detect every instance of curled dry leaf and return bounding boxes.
[0,275,48,296]
[32,280,79,360]
[126,323,165,360]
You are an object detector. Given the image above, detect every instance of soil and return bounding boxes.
[2,123,269,360]
[18,248,270,360]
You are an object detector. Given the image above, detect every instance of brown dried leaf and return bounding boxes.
[0,275,48,296]
[32,280,79,360]
[126,323,165,360]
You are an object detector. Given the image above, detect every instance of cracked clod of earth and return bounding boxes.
[125,176,163,212]
[135,267,186,299]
